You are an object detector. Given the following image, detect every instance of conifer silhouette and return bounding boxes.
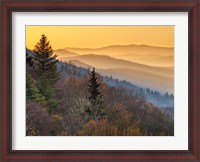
[88,68,103,103]
[33,34,61,83]
[32,34,61,113]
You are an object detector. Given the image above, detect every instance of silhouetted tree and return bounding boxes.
[33,34,61,84]
[32,34,61,113]
[88,68,103,104]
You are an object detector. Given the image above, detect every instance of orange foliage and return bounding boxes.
[126,126,141,136]
[78,120,118,136]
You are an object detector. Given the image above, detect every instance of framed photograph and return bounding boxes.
[1,0,199,161]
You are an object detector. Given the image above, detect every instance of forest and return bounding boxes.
[26,34,174,136]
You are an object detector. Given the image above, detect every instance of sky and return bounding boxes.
[26,26,174,50]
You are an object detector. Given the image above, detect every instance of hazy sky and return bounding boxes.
[26,26,174,50]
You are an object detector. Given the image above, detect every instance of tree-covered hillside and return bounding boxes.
[26,35,174,136]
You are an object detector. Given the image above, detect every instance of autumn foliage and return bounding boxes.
[26,35,174,136]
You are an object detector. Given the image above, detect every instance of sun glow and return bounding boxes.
[26,26,174,50]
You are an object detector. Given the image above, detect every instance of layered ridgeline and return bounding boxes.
[56,44,174,67]
[56,61,174,109]
[54,44,174,94]
[26,45,174,136]
[27,48,174,109]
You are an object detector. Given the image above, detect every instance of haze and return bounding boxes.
[26,26,174,93]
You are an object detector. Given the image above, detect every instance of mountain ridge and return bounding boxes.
[59,43,174,67]
[60,54,173,76]
[59,54,173,93]
[64,43,174,51]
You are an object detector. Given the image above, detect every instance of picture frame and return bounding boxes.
[0,0,199,161]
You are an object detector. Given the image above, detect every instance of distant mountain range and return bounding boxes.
[56,61,174,108]
[62,54,173,76]
[98,68,173,94]
[56,44,174,67]
[46,44,174,94]
[26,47,174,106]
[54,49,78,59]
[54,49,174,93]
[62,55,173,93]
[26,47,174,96]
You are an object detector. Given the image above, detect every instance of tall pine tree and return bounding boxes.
[32,34,61,113]
[88,68,103,103]
[87,68,107,120]
[33,34,61,83]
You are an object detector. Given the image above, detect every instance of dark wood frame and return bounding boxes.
[0,0,199,161]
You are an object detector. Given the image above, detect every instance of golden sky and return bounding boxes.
[26,26,174,50]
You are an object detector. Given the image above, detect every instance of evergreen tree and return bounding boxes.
[38,72,59,113]
[26,74,45,104]
[32,34,61,83]
[32,34,61,112]
[87,68,107,120]
[88,68,103,104]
